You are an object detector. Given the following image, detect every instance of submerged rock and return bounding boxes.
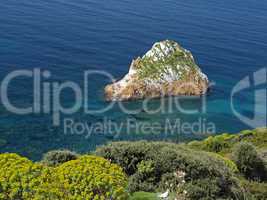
[105,40,209,101]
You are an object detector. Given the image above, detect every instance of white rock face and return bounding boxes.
[109,60,138,95]
[144,41,180,61]
[105,40,209,101]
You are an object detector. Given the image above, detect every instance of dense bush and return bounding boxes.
[232,142,267,181]
[183,178,221,200]
[240,179,267,200]
[42,149,79,166]
[95,141,245,200]
[207,152,239,173]
[0,153,128,200]
[56,155,129,200]
[0,153,64,199]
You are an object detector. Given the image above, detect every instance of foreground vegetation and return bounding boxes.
[0,127,266,199]
[0,154,128,199]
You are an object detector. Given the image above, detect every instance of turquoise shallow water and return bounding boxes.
[0,0,266,159]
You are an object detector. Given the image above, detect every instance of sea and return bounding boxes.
[0,0,266,160]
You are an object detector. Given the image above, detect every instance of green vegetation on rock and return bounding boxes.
[137,41,199,81]
[104,40,209,101]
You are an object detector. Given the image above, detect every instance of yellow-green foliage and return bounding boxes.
[137,160,155,175]
[0,153,63,200]
[0,154,128,200]
[188,128,267,154]
[239,128,267,149]
[203,134,234,152]
[207,152,239,173]
[56,155,129,200]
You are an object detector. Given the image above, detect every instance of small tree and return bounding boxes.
[232,142,267,181]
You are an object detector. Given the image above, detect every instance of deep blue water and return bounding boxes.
[0,0,266,159]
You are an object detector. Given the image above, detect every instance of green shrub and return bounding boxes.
[128,172,156,193]
[232,142,267,181]
[0,153,64,199]
[42,150,79,166]
[96,141,244,200]
[56,155,129,200]
[137,160,155,175]
[182,178,220,200]
[240,179,267,200]
[204,134,233,152]
[207,152,239,173]
[0,153,128,200]
[188,133,234,153]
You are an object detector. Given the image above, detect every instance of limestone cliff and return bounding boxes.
[105,40,209,101]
